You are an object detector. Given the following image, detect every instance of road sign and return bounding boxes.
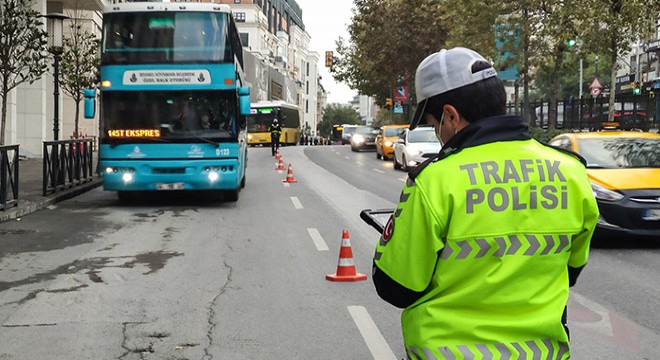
[590,77,602,89]
[591,87,601,97]
[393,86,408,102]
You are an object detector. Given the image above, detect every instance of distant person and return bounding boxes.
[268,119,282,156]
[372,47,599,359]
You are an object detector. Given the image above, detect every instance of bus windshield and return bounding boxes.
[101,90,238,142]
[247,106,300,131]
[102,11,232,64]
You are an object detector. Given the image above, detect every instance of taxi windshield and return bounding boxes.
[579,137,660,168]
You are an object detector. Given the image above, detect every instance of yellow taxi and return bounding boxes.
[375,124,408,160]
[548,131,660,240]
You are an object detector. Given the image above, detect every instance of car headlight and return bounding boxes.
[384,141,393,147]
[408,148,422,157]
[352,134,365,144]
[591,182,624,201]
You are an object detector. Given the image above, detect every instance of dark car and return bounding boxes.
[350,126,379,151]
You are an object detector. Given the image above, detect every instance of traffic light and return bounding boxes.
[325,51,333,68]
[632,82,641,95]
[566,38,577,48]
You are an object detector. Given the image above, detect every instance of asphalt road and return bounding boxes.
[0,144,659,359]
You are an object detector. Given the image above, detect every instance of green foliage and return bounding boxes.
[529,127,565,143]
[317,104,361,137]
[332,0,446,105]
[60,9,100,134]
[0,0,49,145]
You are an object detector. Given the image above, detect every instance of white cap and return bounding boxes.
[410,47,497,130]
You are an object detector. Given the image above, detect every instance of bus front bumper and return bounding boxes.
[101,159,240,191]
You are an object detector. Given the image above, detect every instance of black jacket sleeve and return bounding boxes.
[372,262,425,308]
[568,265,584,287]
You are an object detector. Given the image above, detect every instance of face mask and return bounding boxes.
[435,112,445,145]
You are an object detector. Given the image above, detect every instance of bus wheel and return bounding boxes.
[240,175,246,189]
[223,189,239,202]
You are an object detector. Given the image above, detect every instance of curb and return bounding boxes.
[0,178,103,223]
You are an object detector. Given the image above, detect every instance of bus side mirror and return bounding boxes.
[238,86,250,116]
[84,89,96,119]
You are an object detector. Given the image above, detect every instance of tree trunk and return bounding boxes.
[608,38,618,123]
[74,97,81,137]
[1,82,7,145]
[548,45,565,129]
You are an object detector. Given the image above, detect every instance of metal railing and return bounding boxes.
[1,145,19,211]
[507,93,658,131]
[43,139,95,196]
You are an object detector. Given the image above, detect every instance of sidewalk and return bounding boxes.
[0,158,103,223]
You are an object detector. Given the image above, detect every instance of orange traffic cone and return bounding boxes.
[276,157,286,171]
[326,229,367,282]
[282,163,298,183]
[275,149,282,160]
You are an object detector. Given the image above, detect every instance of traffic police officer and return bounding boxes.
[268,118,283,156]
[372,47,599,359]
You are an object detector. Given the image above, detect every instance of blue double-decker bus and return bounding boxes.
[90,2,250,201]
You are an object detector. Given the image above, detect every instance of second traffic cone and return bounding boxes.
[326,229,367,282]
[282,163,298,183]
[276,157,286,171]
[275,149,282,160]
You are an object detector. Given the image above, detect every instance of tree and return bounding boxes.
[0,0,49,145]
[316,104,360,138]
[60,7,100,137]
[332,0,446,107]
[578,0,658,122]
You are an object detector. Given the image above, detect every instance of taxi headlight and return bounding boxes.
[384,140,393,147]
[591,182,624,201]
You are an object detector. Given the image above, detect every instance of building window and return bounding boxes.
[306,100,309,113]
[239,33,249,47]
[306,62,310,76]
[306,81,309,95]
[234,0,241,3]
[234,12,246,22]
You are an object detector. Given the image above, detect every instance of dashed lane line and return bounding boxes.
[372,169,385,174]
[306,228,329,251]
[290,196,303,209]
[347,306,398,360]
[356,161,365,166]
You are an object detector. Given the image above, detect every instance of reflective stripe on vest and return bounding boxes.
[440,234,572,260]
[407,338,569,360]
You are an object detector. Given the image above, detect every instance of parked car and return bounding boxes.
[350,126,379,151]
[548,131,660,240]
[392,126,441,171]
[376,124,408,160]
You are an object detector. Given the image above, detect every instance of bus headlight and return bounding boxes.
[122,173,133,183]
[208,172,219,182]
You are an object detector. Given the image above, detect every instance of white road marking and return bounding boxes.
[398,177,407,182]
[372,169,385,174]
[345,156,351,160]
[347,306,398,360]
[356,161,365,166]
[290,196,303,209]
[306,228,329,251]
[282,182,290,188]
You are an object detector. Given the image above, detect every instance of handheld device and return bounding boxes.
[360,208,395,233]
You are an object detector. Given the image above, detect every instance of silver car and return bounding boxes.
[392,127,441,171]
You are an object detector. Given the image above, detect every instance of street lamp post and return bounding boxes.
[44,12,69,141]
